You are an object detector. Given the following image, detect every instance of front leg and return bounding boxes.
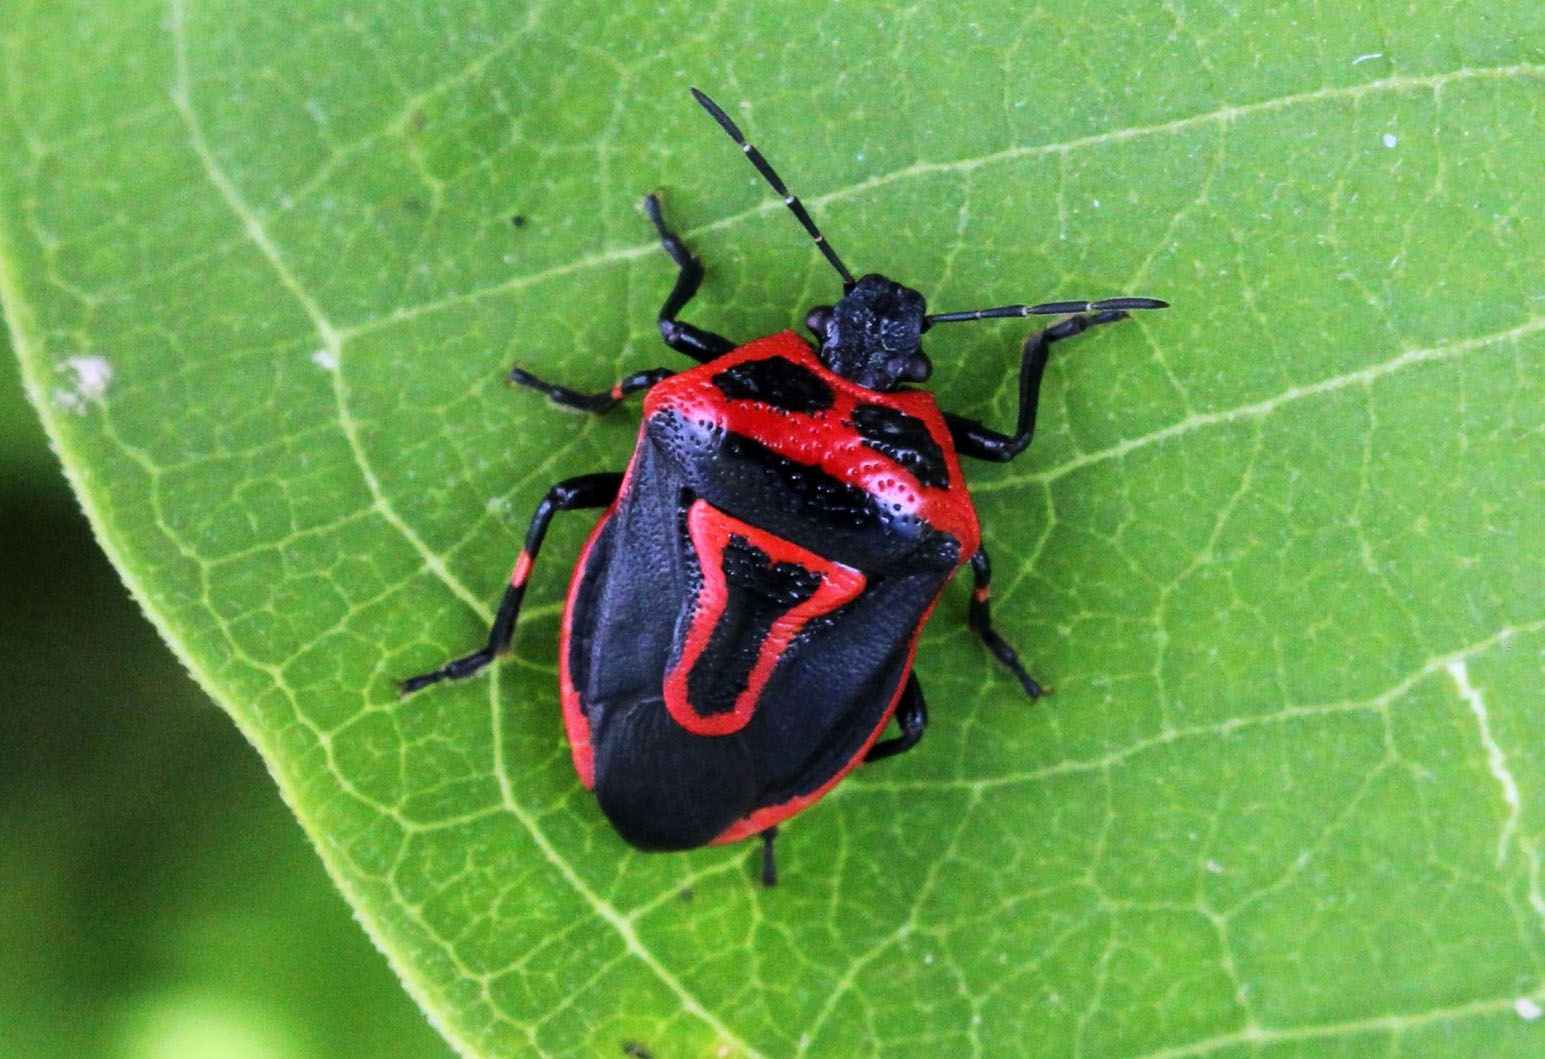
[508,365,673,414]
[945,309,1131,462]
[644,194,736,363]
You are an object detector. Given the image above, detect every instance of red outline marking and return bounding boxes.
[709,594,943,845]
[610,383,625,401]
[558,423,653,791]
[663,500,865,737]
[560,332,981,836]
[973,585,989,603]
[558,514,612,789]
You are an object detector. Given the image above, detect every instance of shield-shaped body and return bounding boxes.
[558,331,981,849]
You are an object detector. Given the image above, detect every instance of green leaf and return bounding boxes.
[4,1,1544,1055]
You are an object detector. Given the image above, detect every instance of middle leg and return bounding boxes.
[968,547,1045,700]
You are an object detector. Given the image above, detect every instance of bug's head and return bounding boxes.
[805,274,932,391]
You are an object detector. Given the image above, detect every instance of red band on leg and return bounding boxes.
[510,549,533,587]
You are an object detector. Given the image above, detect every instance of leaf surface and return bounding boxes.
[4,2,1544,1055]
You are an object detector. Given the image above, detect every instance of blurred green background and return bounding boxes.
[0,331,449,1058]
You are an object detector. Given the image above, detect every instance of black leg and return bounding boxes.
[945,309,1131,462]
[507,365,673,414]
[865,673,928,763]
[759,826,779,888]
[399,472,622,695]
[967,548,1045,700]
[643,193,735,363]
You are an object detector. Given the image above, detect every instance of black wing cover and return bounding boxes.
[564,412,959,850]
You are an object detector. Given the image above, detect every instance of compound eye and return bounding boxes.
[805,306,833,340]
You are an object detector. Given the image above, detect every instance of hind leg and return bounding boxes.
[865,674,928,763]
[400,473,622,695]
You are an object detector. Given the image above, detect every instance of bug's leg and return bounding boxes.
[865,673,928,763]
[399,472,622,695]
[759,826,779,888]
[507,366,674,414]
[944,309,1131,462]
[643,193,735,363]
[967,547,1045,700]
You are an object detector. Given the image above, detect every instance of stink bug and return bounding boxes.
[403,88,1166,884]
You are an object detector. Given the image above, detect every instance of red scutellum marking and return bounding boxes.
[662,499,866,737]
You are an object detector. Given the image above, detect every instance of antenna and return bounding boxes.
[690,87,856,289]
[926,297,1168,325]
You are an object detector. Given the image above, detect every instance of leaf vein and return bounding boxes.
[167,1,758,1052]
[974,315,1545,494]
[341,63,1545,339]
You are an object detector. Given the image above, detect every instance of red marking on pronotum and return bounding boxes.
[973,586,990,603]
[643,331,982,557]
[510,549,533,587]
[663,500,865,737]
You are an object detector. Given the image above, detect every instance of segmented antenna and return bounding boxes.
[690,87,856,289]
[926,297,1168,325]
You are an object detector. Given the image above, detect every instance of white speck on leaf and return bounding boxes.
[1383,133,1398,148]
[1205,859,1225,874]
[67,355,112,398]
[55,355,113,413]
[1352,52,1383,65]
[1515,998,1542,1021]
[311,348,339,371]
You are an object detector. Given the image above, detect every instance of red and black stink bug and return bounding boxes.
[402,88,1167,885]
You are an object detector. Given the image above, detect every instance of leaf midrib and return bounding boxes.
[165,0,763,1052]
